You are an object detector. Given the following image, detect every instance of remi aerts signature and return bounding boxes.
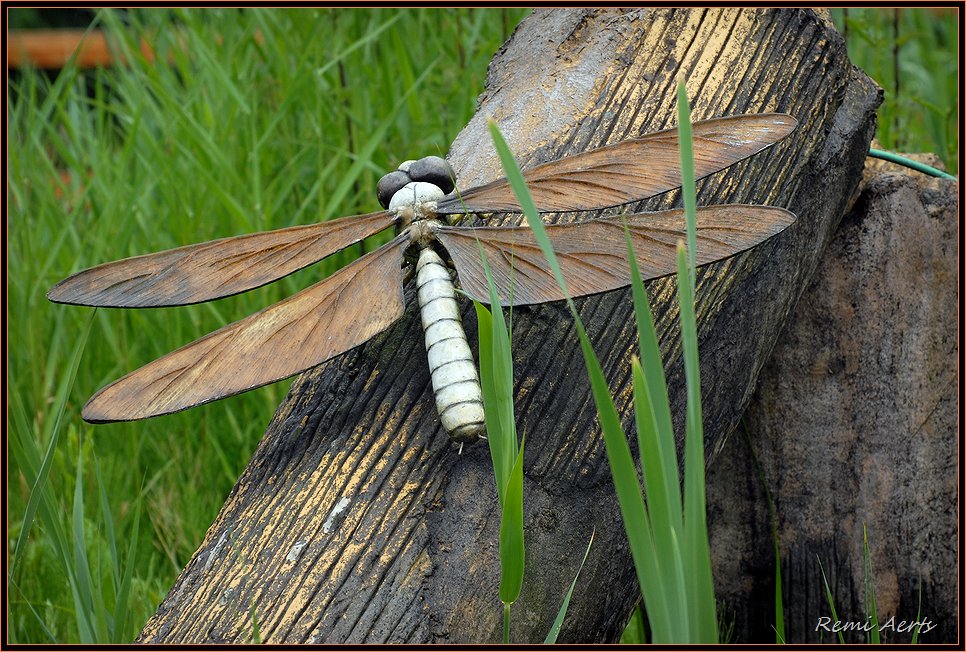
[815,616,937,635]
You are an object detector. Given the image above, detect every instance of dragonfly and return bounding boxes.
[48,113,797,442]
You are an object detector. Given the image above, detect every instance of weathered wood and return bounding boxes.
[708,157,959,643]
[139,8,880,643]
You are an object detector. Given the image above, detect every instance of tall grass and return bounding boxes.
[7,7,529,643]
[829,8,959,174]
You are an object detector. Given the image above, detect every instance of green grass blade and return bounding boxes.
[11,311,94,579]
[485,280,516,458]
[771,507,785,642]
[92,454,124,640]
[498,441,526,608]
[71,445,97,643]
[619,605,647,644]
[676,78,717,643]
[8,394,78,641]
[313,13,404,78]
[574,323,674,642]
[544,529,595,644]
[675,81,697,287]
[93,455,118,590]
[474,243,525,638]
[178,22,251,116]
[474,240,518,503]
[112,499,140,643]
[483,246,519,466]
[7,576,59,643]
[486,120,571,301]
[474,302,505,499]
[911,579,923,643]
[676,244,717,643]
[477,131,530,631]
[627,227,688,633]
[818,557,846,644]
[503,603,511,644]
[626,233,678,511]
[630,360,687,635]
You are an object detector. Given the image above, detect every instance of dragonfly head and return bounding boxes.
[378,155,455,208]
[380,155,457,229]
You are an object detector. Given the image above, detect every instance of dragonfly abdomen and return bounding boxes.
[415,247,485,442]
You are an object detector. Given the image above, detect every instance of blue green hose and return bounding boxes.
[868,148,957,181]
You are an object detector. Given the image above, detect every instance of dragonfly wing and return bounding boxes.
[437,205,795,306]
[82,235,409,422]
[435,114,796,214]
[48,211,398,307]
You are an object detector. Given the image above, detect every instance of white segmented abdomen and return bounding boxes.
[416,247,485,442]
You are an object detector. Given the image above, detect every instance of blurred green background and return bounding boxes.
[6,7,958,644]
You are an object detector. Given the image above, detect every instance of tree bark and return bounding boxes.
[707,156,959,644]
[140,8,881,643]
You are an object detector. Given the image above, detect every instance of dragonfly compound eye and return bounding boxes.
[377,170,412,209]
[409,156,455,194]
[388,181,446,212]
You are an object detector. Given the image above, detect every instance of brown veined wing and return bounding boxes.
[82,235,409,422]
[435,114,797,215]
[436,205,795,306]
[47,211,398,308]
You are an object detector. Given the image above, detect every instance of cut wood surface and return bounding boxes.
[139,8,881,643]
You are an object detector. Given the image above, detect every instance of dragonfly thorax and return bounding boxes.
[389,181,445,212]
[389,181,444,232]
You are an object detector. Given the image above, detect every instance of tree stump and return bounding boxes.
[139,8,880,643]
[708,156,959,643]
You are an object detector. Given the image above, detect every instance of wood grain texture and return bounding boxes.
[439,205,795,305]
[139,8,881,643]
[84,236,407,422]
[47,210,396,307]
[436,114,796,214]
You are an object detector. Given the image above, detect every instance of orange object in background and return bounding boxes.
[7,29,156,68]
